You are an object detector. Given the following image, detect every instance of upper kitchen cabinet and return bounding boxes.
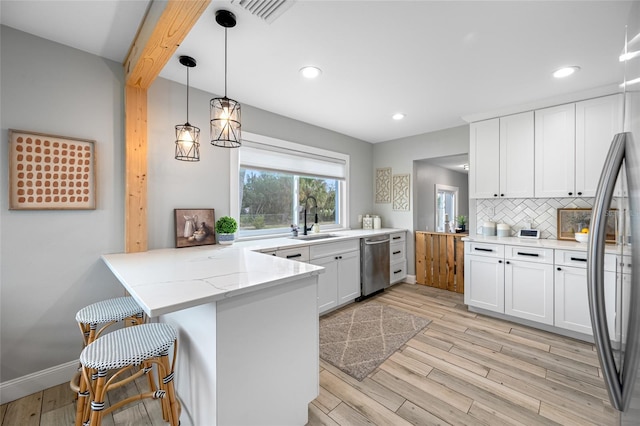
[535,94,623,198]
[469,111,534,199]
[575,94,624,197]
[535,103,576,197]
[469,118,500,199]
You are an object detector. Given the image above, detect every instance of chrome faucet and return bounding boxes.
[302,196,318,235]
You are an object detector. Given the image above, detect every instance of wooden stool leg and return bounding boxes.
[88,369,107,426]
[159,352,180,426]
[75,368,90,426]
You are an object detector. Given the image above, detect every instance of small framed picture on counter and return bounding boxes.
[557,207,617,243]
[175,208,216,248]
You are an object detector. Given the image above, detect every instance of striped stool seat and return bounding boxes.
[79,323,180,426]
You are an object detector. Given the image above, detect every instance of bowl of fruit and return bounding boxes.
[575,228,589,243]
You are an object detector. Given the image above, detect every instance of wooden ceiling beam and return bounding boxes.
[123,0,210,253]
[124,0,211,88]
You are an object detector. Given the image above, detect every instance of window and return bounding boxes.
[435,184,458,232]
[231,133,349,239]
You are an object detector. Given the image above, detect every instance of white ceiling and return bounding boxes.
[0,1,634,143]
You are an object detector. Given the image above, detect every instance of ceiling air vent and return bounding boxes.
[230,0,296,24]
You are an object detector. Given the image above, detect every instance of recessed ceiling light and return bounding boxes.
[392,113,405,120]
[300,66,322,79]
[553,66,580,78]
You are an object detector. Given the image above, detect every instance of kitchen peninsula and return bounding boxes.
[102,245,324,426]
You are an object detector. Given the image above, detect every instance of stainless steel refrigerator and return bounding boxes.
[588,2,640,423]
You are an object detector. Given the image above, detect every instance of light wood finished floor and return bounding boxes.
[1,283,619,425]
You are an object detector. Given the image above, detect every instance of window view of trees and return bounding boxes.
[240,167,338,233]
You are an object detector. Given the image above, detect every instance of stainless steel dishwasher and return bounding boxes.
[359,235,390,299]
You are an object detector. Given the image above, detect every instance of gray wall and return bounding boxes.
[372,125,469,275]
[414,162,469,232]
[1,26,127,381]
[0,26,374,385]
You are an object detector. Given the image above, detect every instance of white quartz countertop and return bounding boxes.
[102,228,407,317]
[232,228,406,252]
[102,246,323,317]
[462,235,625,254]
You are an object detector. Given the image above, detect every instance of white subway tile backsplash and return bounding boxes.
[476,198,600,239]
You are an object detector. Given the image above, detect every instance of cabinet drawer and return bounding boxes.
[390,260,407,284]
[390,242,406,263]
[555,250,588,268]
[390,232,406,243]
[465,242,504,258]
[310,239,359,259]
[276,246,310,262]
[505,245,553,264]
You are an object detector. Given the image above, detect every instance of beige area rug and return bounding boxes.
[319,302,431,381]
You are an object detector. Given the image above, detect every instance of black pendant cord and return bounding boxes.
[186,65,190,124]
[224,27,228,98]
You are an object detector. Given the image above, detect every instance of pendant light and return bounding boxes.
[175,55,200,161]
[210,9,241,148]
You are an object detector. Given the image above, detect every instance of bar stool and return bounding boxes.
[73,297,147,425]
[79,322,181,426]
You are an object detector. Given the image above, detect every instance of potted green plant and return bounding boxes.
[457,215,467,232]
[215,216,238,245]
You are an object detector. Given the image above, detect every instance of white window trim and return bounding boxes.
[230,132,350,240]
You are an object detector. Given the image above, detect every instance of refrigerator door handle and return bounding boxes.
[588,133,626,411]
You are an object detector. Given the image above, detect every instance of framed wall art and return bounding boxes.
[392,174,410,211]
[557,207,617,243]
[9,129,96,210]
[175,208,216,248]
[375,167,391,203]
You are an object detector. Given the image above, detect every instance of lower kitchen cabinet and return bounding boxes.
[464,244,505,313]
[505,259,554,325]
[311,240,360,315]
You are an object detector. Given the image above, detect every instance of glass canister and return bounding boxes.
[373,215,381,229]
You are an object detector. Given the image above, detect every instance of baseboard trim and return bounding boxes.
[405,275,416,284]
[0,360,78,404]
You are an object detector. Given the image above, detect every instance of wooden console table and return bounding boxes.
[415,231,466,294]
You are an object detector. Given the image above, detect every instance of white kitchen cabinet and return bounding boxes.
[575,94,624,197]
[464,242,505,313]
[389,231,407,284]
[469,112,534,199]
[311,240,360,315]
[504,246,554,325]
[499,112,535,198]
[469,118,500,199]
[274,246,310,262]
[554,250,616,336]
[535,103,576,197]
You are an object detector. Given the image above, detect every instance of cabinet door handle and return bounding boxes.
[394,269,402,274]
[568,192,573,196]
[393,236,402,240]
[393,251,401,255]
[286,254,302,259]
[578,192,583,196]
[557,267,562,271]
[505,261,511,264]
[517,252,539,257]
[570,257,587,262]
[500,193,505,197]
[493,194,498,197]
[498,260,503,263]
[475,248,493,252]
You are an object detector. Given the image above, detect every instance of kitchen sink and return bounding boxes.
[290,233,339,240]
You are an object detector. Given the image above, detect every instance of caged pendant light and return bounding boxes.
[210,9,241,148]
[175,55,200,161]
